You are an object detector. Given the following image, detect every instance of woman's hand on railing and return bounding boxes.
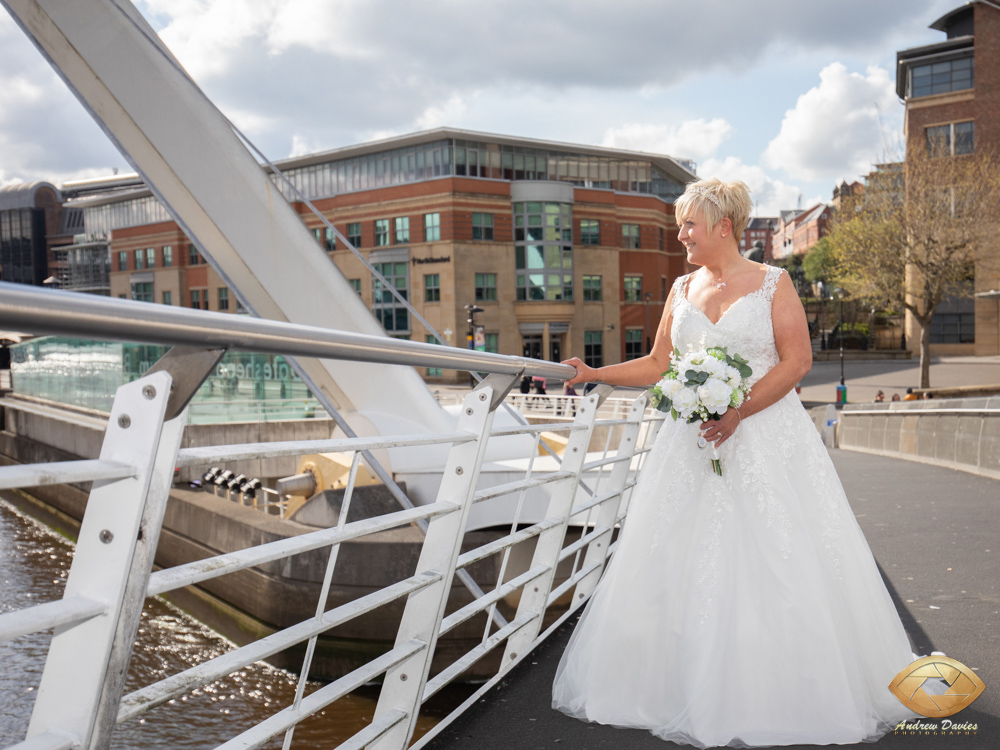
[561,357,598,387]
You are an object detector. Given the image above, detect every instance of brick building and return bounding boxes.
[739,217,778,261]
[769,204,830,260]
[896,0,1000,355]
[85,129,696,381]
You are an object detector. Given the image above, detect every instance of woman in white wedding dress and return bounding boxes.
[552,178,923,748]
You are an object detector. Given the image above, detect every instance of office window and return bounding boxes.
[134,249,144,270]
[583,275,602,301]
[395,216,410,244]
[955,121,975,154]
[190,288,208,309]
[349,278,362,295]
[188,244,203,265]
[584,331,603,368]
[218,287,229,310]
[661,276,667,300]
[625,328,643,360]
[927,121,975,157]
[118,294,126,299]
[424,273,440,302]
[424,212,440,242]
[162,245,172,267]
[622,224,640,249]
[375,219,390,246]
[323,227,335,251]
[624,275,642,302]
[146,247,155,268]
[484,333,498,354]
[426,334,443,377]
[312,227,323,245]
[659,227,664,251]
[513,201,573,301]
[472,212,494,240]
[162,290,172,305]
[131,281,153,302]
[910,56,973,99]
[475,272,497,301]
[930,312,975,344]
[580,219,600,245]
[348,222,362,247]
[372,261,409,333]
[118,251,127,271]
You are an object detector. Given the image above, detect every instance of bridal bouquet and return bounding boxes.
[649,347,753,476]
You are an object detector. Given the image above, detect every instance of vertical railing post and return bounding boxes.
[572,392,647,602]
[25,372,177,748]
[366,380,504,750]
[498,385,609,668]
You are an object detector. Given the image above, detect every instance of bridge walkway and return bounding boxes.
[423,449,1000,750]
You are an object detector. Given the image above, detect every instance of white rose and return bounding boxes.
[658,377,685,398]
[698,377,733,415]
[702,356,725,378]
[724,365,742,387]
[671,386,699,417]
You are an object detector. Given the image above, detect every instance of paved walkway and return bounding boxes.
[424,449,999,750]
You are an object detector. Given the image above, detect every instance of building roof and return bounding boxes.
[270,127,698,185]
[746,217,777,230]
[930,3,976,33]
[779,209,802,225]
[797,204,828,225]
[0,181,60,211]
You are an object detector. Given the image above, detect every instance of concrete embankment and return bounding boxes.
[837,396,1000,480]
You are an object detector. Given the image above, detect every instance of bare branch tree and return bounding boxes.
[828,148,1000,387]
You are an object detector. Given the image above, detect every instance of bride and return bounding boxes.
[551,178,922,747]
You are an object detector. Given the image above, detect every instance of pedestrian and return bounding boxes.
[533,376,547,395]
[519,375,532,394]
[923,391,934,400]
[903,387,918,401]
[891,393,901,402]
[874,390,885,403]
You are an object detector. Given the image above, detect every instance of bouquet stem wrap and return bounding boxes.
[650,346,752,477]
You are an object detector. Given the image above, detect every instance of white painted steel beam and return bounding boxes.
[0,461,136,490]
[0,0,458,470]
[0,597,107,643]
[25,373,173,748]
[145,503,457,596]
[213,640,426,750]
[119,571,441,722]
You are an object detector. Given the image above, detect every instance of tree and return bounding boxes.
[828,149,1000,387]
[802,237,836,284]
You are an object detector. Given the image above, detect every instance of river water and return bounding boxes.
[0,498,471,748]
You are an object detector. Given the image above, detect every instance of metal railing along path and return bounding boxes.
[0,284,663,750]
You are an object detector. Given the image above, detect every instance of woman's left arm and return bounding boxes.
[702,270,812,446]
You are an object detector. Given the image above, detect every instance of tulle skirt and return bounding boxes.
[551,392,923,747]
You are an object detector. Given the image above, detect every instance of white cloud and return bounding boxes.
[602,119,733,161]
[699,156,820,216]
[762,63,901,182]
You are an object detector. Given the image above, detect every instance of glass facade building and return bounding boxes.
[0,207,47,285]
[10,338,318,423]
[271,135,688,203]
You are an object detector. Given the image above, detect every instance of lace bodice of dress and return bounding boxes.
[670,265,785,387]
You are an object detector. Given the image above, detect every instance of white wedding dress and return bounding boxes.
[551,265,923,747]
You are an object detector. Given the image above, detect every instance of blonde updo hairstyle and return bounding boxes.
[674,177,753,244]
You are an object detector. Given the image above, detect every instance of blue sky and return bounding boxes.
[0,0,962,215]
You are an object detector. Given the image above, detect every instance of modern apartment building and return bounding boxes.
[67,128,697,381]
[896,0,1000,354]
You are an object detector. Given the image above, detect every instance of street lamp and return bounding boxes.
[644,292,652,354]
[817,281,826,350]
[833,287,847,403]
[464,303,484,387]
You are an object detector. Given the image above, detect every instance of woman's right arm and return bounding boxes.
[563,284,677,387]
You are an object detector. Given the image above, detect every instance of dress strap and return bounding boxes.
[760,265,785,303]
[669,273,691,314]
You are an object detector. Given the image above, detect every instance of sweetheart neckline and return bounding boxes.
[680,267,773,326]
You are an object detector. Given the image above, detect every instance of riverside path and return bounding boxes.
[422,449,999,750]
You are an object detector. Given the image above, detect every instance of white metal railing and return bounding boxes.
[0,283,663,750]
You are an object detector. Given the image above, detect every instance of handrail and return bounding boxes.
[0,281,577,381]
